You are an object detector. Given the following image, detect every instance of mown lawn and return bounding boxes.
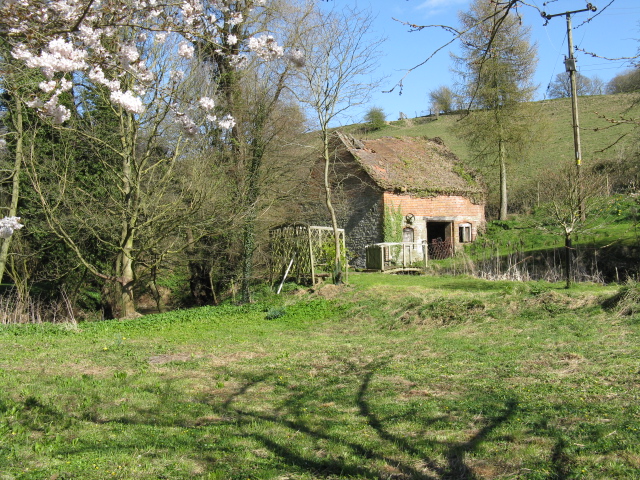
[0,275,638,479]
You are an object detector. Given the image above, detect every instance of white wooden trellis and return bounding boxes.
[269,223,347,287]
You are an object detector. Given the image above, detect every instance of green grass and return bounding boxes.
[1,275,639,479]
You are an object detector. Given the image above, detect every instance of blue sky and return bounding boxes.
[329,0,640,124]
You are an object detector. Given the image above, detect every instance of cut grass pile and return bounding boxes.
[0,275,639,479]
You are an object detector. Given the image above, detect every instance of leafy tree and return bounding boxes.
[452,0,538,220]
[0,40,80,299]
[607,68,640,94]
[19,30,218,318]
[364,107,386,130]
[547,72,603,98]
[428,85,454,114]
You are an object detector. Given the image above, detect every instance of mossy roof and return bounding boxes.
[334,132,485,199]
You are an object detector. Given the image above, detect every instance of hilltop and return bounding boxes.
[340,93,640,212]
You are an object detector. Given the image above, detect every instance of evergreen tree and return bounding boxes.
[453,0,538,220]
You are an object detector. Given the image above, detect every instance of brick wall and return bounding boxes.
[383,192,485,248]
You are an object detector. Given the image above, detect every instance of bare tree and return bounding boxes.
[294,6,384,284]
[547,72,600,98]
[536,163,610,288]
[181,0,316,304]
[607,68,640,94]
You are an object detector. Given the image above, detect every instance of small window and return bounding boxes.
[459,223,472,243]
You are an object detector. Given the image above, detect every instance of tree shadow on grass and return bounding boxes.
[355,364,519,480]
[4,364,572,479]
[206,360,520,479]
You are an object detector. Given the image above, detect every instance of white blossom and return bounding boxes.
[176,114,197,136]
[287,48,305,67]
[248,35,283,61]
[58,77,73,92]
[5,0,254,136]
[78,25,102,49]
[178,42,194,59]
[136,65,155,84]
[39,80,58,93]
[227,12,243,26]
[217,114,235,130]
[230,54,248,69]
[11,44,33,61]
[110,90,145,114]
[89,67,121,92]
[0,216,23,239]
[120,43,140,64]
[198,96,215,110]
[42,96,71,124]
[25,38,88,79]
[26,98,44,109]
[170,70,185,82]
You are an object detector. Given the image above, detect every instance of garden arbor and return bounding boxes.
[269,223,346,287]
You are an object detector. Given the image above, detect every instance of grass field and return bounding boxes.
[1,274,639,479]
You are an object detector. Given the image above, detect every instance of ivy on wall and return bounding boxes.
[383,206,404,243]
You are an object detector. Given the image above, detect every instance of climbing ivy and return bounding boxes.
[383,206,404,243]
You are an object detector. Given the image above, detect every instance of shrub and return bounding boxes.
[364,107,386,130]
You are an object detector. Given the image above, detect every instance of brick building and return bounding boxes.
[308,132,485,268]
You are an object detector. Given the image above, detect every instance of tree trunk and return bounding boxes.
[499,138,508,221]
[564,234,572,289]
[0,95,24,284]
[323,136,343,285]
[115,246,137,318]
[240,140,263,304]
[114,114,138,319]
[186,228,214,305]
[240,211,256,303]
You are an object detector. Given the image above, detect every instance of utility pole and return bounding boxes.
[542,3,597,222]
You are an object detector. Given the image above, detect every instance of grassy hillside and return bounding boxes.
[342,93,640,209]
[1,275,639,479]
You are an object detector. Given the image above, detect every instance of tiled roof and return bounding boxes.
[334,132,484,198]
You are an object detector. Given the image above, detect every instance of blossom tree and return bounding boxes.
[1,0,310,312]
[0,41,33,284]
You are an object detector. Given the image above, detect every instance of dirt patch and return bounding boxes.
[311,283,351,299]
[148,353,193,365]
